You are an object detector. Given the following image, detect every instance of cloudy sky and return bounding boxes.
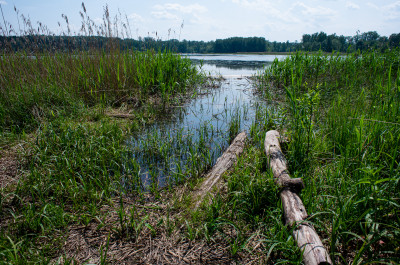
[0,0,399,41]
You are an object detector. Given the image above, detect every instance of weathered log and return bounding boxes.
[294,223,332,265]
[265,130,332,265]
[193,131,247,209]
[264,130,304,192]
[280,189,307,226]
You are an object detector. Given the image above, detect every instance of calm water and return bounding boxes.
[129,54,288,189]
[186,54,288,76]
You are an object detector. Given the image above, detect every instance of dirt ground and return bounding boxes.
[52,194,266,264]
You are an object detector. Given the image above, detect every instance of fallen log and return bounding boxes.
[193,131,247,209]
[265,130,332,265]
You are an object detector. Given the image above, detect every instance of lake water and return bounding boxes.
[186,54,288,77]
[129,54,288,189]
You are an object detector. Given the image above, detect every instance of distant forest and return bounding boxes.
[1,31,400,53]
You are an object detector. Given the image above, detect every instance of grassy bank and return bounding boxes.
[1,10,400,262]
[0,36,210,263]
[0,47,201,136]
[175,49,400,264]
[249,49,400,262]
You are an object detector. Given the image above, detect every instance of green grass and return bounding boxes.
[0,8,208,262]
[251,49,400,262]
[175,49,400,263]
[0,48,201,135]
[1,5,400,262]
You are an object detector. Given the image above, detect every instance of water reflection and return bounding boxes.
[187,54,287,77]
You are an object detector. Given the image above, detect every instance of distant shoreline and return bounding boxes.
[182,51,345,55]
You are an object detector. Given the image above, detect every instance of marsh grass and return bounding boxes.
[0,4,211,263]
[130,124,216,192]
[179,49,399,264]
[0,49,200,135]
[0,3,202,136]
[251,49,400,262]
[2,4,399,263]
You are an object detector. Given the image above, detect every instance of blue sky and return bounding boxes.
[0,0,399,41]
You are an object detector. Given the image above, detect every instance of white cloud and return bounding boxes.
[0,0,7,5]
[231,0,298,23]
[280,2,337,34]
[367,2,378,9]
[367,1,400,21]
[151,11,179,21]
[128,13,144,23]
[384,1,400,20]
[148,2,211,32]
[231,0,337,25]
[346,2,360,10]
[231,0,276,10]
[154,3,207,14]
[151,3,207,22]
[232,0,272,5]
[155,3,207,14]
[292,2,337,18]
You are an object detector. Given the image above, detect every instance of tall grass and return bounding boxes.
[0,4,202,135]
[2,4,399,263]
[252,49,400,262]
[0,49,200,134]
[185,50,399,263]
[0,4,206,263]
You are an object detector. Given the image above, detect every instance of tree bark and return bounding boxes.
[193,131,247,209]
[265,130,332,265]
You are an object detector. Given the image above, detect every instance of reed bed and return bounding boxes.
[0,5,212,263]
[181,50,399,263]
[1,5,399,263]
[218,49,400,263]
[0,48,201,135]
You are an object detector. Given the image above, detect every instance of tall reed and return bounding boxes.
[254,49,400,262]
[0,4,202,135]
[0,4,204,263]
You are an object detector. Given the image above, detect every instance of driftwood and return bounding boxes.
[265,130,332,265]
[193,131,247,209]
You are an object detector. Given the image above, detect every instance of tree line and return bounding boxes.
[1,31,400,53]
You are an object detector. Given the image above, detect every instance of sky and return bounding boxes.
[0,0,399,42]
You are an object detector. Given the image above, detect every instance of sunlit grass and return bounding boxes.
[250,49,400,262]
[1,3,400,262]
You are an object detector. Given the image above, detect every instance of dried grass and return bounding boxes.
[52,187,265,264]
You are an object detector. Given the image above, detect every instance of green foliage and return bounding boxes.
[23,121,132,206]
[192,117,303,262]
[191,48,399,263]
[0,49,200,134]
[3,31,400,54]
[284,84,320,171]
[1,4,400,262]
[256,49,400,262]
[214,37,267,53]
[0,121,136,263]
